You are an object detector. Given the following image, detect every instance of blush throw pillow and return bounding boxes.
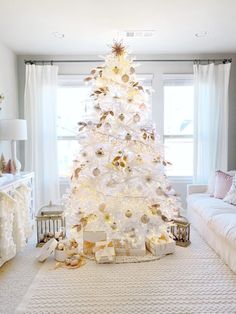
[214,170,233,199]
[223,175,236,205]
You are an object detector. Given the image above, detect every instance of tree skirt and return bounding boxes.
[16,229,236,314]
[85,251,161,263]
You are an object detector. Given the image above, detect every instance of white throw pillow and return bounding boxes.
[223,174,236,205]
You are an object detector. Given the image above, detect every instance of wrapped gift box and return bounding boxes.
[146,234,176,257]
[94,241,115,263]
[83,230,106,255]
[114,239,146,256]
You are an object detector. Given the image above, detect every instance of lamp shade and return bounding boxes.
[0,119,27,141]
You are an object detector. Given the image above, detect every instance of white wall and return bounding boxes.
[0,41,18,159]
[17,53,236,205]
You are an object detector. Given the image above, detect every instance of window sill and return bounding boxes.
[168,176,193,183]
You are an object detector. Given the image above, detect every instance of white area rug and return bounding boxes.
[16,229,236,314]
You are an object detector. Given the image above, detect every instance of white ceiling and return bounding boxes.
[0,0,236,55]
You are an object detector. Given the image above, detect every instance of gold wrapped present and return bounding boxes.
[94,241,115,263]
[146,233,176,257]
[83,230,106,255]
[114,239,146,256]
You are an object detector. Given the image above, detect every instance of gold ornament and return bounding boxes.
[112,66,120,74]
[118,113,125,121]
[141,214,150,224]
[104,213,112,223]
[95,148,104,157]
[122,74,129,83]
[92,167,100,176]
[98,203,106,212]
[125,209,132,218]
[149,204,161,216]
[145,174,153,183]
[125,133,132,141]
[87,213,97,222]
[112,41,126,57]
[112,154,127,169]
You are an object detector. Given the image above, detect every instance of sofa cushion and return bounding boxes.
[188,193,236,248]
[208,213,236,247]
[187,193,236,222]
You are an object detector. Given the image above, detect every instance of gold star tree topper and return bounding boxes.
[111,41,126,57]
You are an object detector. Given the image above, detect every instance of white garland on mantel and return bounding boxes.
[0,184,32,266]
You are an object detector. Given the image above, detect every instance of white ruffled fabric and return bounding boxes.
[0,184,32,266]
[0,191,17,265]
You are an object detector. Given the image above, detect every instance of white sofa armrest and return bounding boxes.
[187,184,208,195]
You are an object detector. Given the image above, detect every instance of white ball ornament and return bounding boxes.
[133,113,140,123]
[93,168,100,176]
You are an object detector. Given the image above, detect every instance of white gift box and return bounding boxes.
[83,230,106,255]
[146,235,176,257]
[94,241,115,263]
[114,240,146,256]
[83,230,106,242]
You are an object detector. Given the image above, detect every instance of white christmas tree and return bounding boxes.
[65,42,182,247]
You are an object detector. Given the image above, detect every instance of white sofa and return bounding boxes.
[187,184,236,273]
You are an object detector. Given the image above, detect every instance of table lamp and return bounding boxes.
[0,119,27,174]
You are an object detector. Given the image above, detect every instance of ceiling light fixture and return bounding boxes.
[119,30,156,38]
[195,31,207,38]
[52,32,65,39]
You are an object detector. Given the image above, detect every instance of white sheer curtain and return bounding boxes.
[24,65,60,209]
[193,62,231,183]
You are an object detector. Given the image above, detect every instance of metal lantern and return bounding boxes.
[171,216,190,247]
[36,201,66,247]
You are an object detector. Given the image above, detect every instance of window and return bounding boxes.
[163,75,194,177]
[57,74,153,178]
[57,76,91,177]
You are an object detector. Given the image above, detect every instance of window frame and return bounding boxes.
[163,74,194,180]
[57,74,154,181]
[57,75,90,181]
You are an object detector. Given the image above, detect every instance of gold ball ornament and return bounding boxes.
[122,74,129,83]
[118,113,125,121]
[112,66,120,74]
[104,213,112,223]
[125,210,133,218]
[141,214,150,224]
[98,203,106,212]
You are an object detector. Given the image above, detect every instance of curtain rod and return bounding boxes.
[24,58,232,65]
